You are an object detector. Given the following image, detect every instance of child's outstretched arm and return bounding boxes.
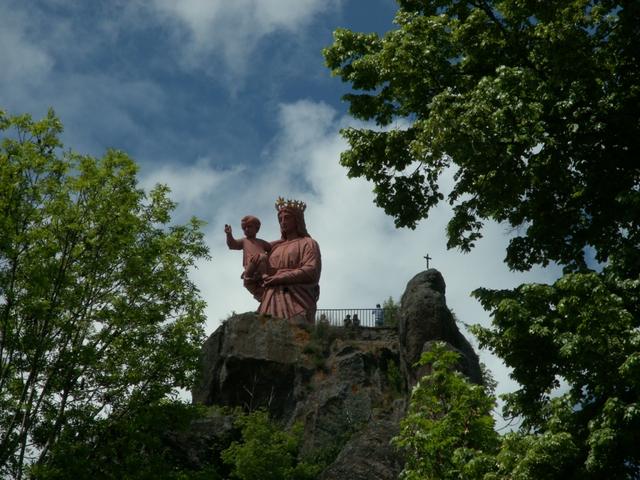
[224,224,243,250]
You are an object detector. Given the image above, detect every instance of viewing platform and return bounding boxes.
[315,308,386,328]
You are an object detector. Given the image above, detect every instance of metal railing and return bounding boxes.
[315,308,385,328]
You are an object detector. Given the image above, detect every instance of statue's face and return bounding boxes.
[241,221,258,239]
[278,210,297,236]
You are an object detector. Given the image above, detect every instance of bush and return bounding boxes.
[221,410,323,480]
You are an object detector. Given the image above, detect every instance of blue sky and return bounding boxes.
[1,0,562,421]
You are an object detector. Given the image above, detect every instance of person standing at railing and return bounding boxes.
[352,313,360,327]
[374,304,383,327]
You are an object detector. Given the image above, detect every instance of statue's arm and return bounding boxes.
[224,224,243,250]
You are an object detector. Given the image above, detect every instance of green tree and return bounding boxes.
[0,109,209,478]
[393,343,499,480]
[471,267,640,479]
[221,410,322,480]
[325,1,640,477]
[382,296,400,327]
[29,401,220,480]
[394,344,589,480]
[324,0,639,271]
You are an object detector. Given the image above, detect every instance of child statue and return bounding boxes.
[224,215,273,301]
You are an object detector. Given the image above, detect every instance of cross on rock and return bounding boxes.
[424,254,432,269]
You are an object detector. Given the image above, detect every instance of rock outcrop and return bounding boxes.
[187,269,482,478]
[399,269,482,387]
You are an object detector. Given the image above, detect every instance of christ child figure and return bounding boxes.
[224,215,273,300]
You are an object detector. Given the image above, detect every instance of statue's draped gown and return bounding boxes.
[258,236,321,323]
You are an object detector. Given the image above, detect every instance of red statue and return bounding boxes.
[258,197,321,323]
[224,215,272,300]
[225,198,321,323]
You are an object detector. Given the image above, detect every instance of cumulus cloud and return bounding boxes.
[0,0,337,137]
[0,2,168,156]
[143,0,339,79]
[142,160,230,206]
[0,5,54,92]
[141,159,245,223]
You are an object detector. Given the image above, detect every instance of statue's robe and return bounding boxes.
[258,236,321,323]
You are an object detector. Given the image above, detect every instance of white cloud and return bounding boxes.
[143,0,339,78]
[142,159,241,208]
[0,0,337,122]
[0,6,54,88]
[0,1,167,152]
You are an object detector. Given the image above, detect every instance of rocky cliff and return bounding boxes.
[184,269,482,478]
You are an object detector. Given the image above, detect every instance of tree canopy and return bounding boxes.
[0,109,209,478]
[221,410,323,480]
[393,343,499,480]
[471,268,640,478]
[394,344,595,480]
[30,402,219,480]
[324,0,639,271]
[326,1,640,477]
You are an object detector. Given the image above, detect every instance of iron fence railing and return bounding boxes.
[315,308,385,328]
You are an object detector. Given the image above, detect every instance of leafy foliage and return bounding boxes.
[472,265,640,478]
[221,410,323,480]
[327,1,640,477]
[385,357,404,395]
[324,0,640,271]
[29,401,220,480]
[0,109,209,478]
[382,295,400,327]
[393,344,598,480]
[393,343,499,480]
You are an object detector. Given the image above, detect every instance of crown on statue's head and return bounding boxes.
[275,196,306,213]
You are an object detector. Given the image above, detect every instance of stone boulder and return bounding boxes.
[318,420,403,480]
[192,312,306,419]
[399,269,482,387]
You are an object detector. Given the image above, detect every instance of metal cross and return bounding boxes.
[424,254,432,269]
